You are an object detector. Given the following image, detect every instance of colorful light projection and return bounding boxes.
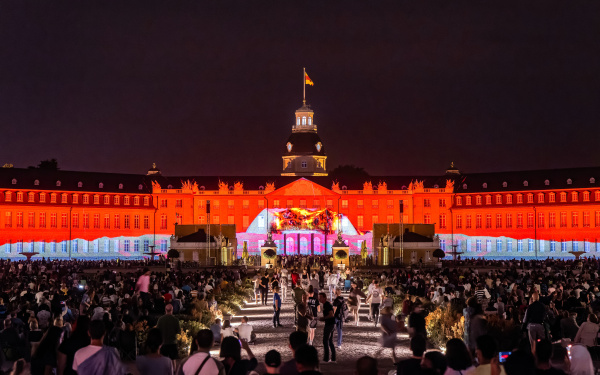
[270,208,339,234]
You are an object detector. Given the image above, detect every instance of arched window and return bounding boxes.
[482,183,488,189]
[286,237,295,253]
[567,179,572,185]
[314,237,321,254]
[296,117,300,125]
[433,184,439,188]
[56,180,61,187]
[34,180,39,186]
[99,182,104,189]
[259,186,264,190]
[523,180,528,187]
[308,117,312,125]
[342,186,347,190]
[302,116,307,125]
[200,186,205,190]
[590,177,596,184]
[167,185,173,189]
[138,184,143,190]
[118,183,123,190]
[11,179,16,185]
[465,196,472,205]
[463,184,468,190]
[456,196,462,205]
[502,182,507,188]
[78,181,83,188]
[544,179,550,186]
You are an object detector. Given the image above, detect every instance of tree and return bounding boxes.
[29,159,59,170]
[433,248,445,260]
[328,164,369,179]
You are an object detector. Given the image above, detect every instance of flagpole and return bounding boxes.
[303,67,306,105]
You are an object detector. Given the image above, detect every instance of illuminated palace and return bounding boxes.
[1,102,600,264]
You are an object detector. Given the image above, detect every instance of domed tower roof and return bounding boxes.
[284,132,326,156]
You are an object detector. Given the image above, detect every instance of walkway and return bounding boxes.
[228,289,412,374]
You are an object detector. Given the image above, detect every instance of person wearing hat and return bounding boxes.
[249,350,281,375]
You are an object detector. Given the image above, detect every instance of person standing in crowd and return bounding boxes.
[377,306,398,363]
[533,339,566,375]
[261,272,270,306]
[574,313,599,347]
[72,320,125,375]
[254,275,262,305]
[279,331,308,375]
[177,329,225,375]
[348,281,367,326]
[396,335,426,375]
[367,280,383,326]
[58,316,91,375]
[318,292,336,363]
[156,303,181,367]
[294,345,321,375]
[135,268,151,308]
[136,328,173,375]
[474,335,505,375]
[523,293,546,350]
[220,336,258,375]
[332,287,345,349]
[273,287,282,328]
[444,338,475,375]
[293,283,306,327]
[306,287,318,345]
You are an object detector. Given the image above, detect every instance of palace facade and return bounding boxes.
[1,103,599,263]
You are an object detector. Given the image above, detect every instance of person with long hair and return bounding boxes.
[220,336,257,375]
[306,286,319,346]
[569,345,595,375]
[31,326,63,375]
[444,338,475,375]
[136,328,173,375]
[58,316,91,375]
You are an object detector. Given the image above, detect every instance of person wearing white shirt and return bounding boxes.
[235,316,254,342]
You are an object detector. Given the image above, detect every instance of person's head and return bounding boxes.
[531,293,539,302]
[145,328,163,354]
[445,338,472,370]
[355,356,378,375]
[504,350,536,375]
[318,292,327,304]
[214,318,221,326]
[534,339,553,364]
[288,331,308,353]
[308,285,314,295]
[335,287,342,296]
[588,313,598,324]
[88,320,105,341]
[195,329,214,351]
[29,319,38,331]
[476,335,498,364]
[220,336,241,361]
[410,334,427,357]
[223,320,231,329]
[143,268,150,276]
[295,344,319,372]
[421,351,447,375]
[4,318,11,329]
[274,287,279,294]
[241,316,249,323]
[265,350,281,371]
[11,359,29,375]
[165,304,173,315]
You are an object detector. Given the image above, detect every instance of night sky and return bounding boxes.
[1,1,599,177]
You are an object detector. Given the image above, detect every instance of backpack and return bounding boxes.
[335,297,350,321]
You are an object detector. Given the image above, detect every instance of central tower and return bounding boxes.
[281,103,328,176]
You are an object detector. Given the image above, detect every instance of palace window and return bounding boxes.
[104,214,110,229]
[560,212,567,227]
[39,213,46,228]
[496,214,502,228]
[308,117,312,125]
[124,215,130,229]
[596,211,600,227]
[227,200,234,209]
[301,161,307,168]
[550,240,556,252]
[144,215,149,229]
[114,214,120,229]
[327,200,333,209]
[549,193,555,203]
[273,200,279,208]
[372,200,379,208]
[258,200,265,209]
[342,200,348,209]
[302,116,307,125]
[16,212,23,228]
[357,215,364,228]
[572,211,579,227]
[476,196,482,205]
[538,193,544,203]
[62,194,68,204]
[424,214,431,224]
[456,215,462,229]
[82,195,88,204]
[313,200,320,209]
[4,212,11,228]
[243,200,249,209]
[296,117,300,125]
[50,213,57,228]
[16,192,23,202]
[299,200,307,208]
[560,192,567,202]
[287,199,293,208]
[596,191,600,201]
[357,200,364,209]
[517,213,523,228]
[583,191,590,201]
[177,199,183,208]
[506,213,513,228]
[83,214,88,229]
[439,214,447,229]
[114,196,120,205]
[583,211,590,227]
[72,213,78,228]
[93,214,100,229]
[476,214,482,229]
[486,214,492,228]
[517,240,523,252]
[549,212,556,228]
[387,200,394,208]
[104,195,110,205]
[72,194,78,204]
[561,240,567,252]
[507,240,513,252]
[160,199,167,208]
[439,199,446,207]
[28,192,35,202]
[372,215,379,224]
[424,199,431,208]
[496,195,502,204]
[538,212,545,228]
[144,197,149,206]
[160,215,167,229]
[485,196,492,205]
[506,194,513,204]
[456,196,462,205]
[497,239,503,252]
[50,194,57,203]
[527,213,534,228]
[213,215,220,224]
[93,195,99,204]
[134,196,140,205]
[465,196,472,205]
[466,215,472,229]
[242,215,249,228]
[516,194,523,204]
[476,240,482,252]
[28,212,35,228]
[572,192,579,202]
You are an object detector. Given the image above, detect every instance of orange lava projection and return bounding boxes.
[270,208,339,234]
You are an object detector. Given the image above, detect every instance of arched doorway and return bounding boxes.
[286,237,295,254]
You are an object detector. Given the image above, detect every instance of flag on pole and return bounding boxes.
[305,72,314,86]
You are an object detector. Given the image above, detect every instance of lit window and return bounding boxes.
[308,117,312,125]
[114,196,120,205]
[99,182,104,188]
[34,180,39,186]
[104,195,110,205]
[475,196,482,205]
[506,194,513,204]
[516,194,523,204]
[496,195,502,204]
[56,180,61,187]
[527,194,533,203]
[485,196,491,205]
[456,196,462,205]
[465,196,471,205]
[549,193,555,203]
[78,181,83,188]
[302,116,307,125]
[572,192,578,202]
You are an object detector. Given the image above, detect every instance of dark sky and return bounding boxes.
[1,1,599,177]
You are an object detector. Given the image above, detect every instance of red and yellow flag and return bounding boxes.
[305,73,314,86]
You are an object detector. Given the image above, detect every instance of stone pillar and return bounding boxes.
[311,233,314,255]
[284,233,287,255]
[297,233,301,255]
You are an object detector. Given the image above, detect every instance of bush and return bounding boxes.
[425,305,464,350]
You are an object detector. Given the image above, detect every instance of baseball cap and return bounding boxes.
[265,350,281,368]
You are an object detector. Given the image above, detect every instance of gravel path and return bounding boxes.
[227,289,412,374]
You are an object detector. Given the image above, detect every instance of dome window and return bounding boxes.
[591,177,596,184]
[138,184,143,190]
[99,182,104,188]
[482,183,487,189]
[502,182,507,188]
[167,184,173,189]
[11,178,17,185]
[523,180,528,187]
[118,183,123,190]
[34,180,39,186]
[544,179,550,186]
[302,116,307,125]
[78,181,83,188]
[286,142,292,152]
[567,179,572,185]
[308,117,312,125]
[56,180,61,187]
[296,117,300,126]
[315,142,322,152]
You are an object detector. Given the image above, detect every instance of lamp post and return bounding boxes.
[331,231,349,271]
[261,232,277,269]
